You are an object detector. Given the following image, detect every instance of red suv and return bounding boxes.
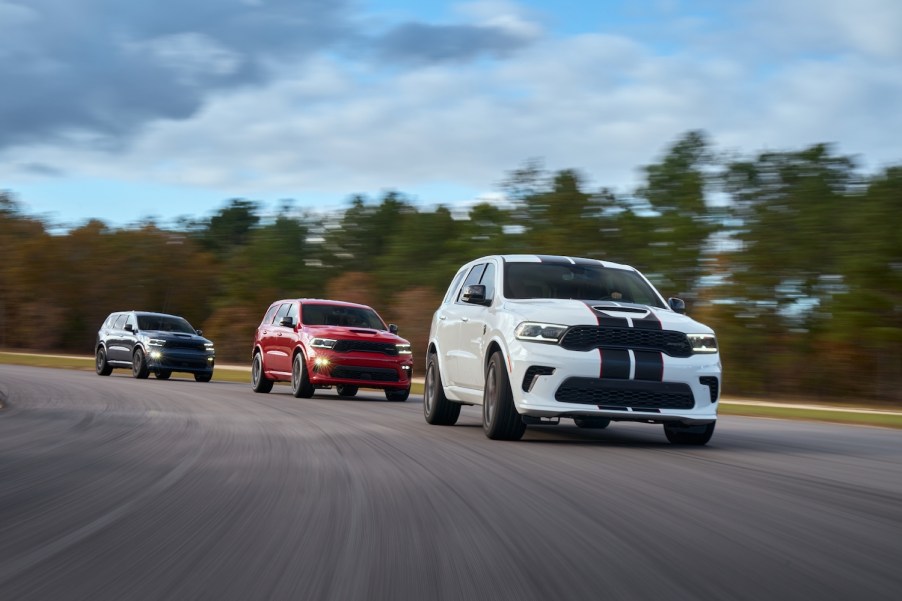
[251,299,413,401]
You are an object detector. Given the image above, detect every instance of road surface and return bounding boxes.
[1,365,900,600]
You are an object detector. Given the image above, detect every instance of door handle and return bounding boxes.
[439,315,446,320]
[462,317,469,322]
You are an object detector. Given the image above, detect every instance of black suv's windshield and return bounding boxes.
[503,262,666,308]
[137,315,196,334]
[302,304,387,330]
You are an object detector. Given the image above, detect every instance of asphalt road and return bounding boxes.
[1,365,900,601]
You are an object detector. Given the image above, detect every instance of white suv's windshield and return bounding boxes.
[503,262,666,308]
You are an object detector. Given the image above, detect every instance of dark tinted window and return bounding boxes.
[480,263,496,301]
[262,304,279,325]
[274,303,291,324]
[442,270,468,305]
[301,304,386,330]
[457,263,487,303]
[137,314,196,333]
[503,262,665,308]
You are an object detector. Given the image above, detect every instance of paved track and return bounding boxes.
[1,365,900,601]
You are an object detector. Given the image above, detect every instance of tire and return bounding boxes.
[336,385,358,397]
[194,373,212,383]
[423,352,461,425]
[155,370,172,380]
[574,417,610,429]
[664,422,715,445]
[251,352,273,393]
[291,353,315,398]
[482,352,526,441]
[95,347,112,376]
[385,386,410,402]
[132,348,149,379]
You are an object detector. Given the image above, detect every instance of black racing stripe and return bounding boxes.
[597,316,630,328]
[632,312,663,330]
[633,351,664,381]
[536,255,571,265]
[582,301,630,328]
[600,349,630,379]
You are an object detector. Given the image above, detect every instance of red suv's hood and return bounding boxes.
[304,325,409,344]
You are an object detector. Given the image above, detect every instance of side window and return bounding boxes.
[480,263,496,302]
[125,314,137,331]
[442,270,468,305]
[457,264,487,303]
[113,314,127,328]
[263,304,279,325]
[286,303,299,323]
[274,303,291,325]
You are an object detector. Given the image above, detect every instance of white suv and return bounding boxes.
[423,255,721,443]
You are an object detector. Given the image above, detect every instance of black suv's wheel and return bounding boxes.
[155,370,172,380]
[336,385,358,397]
[664,422,715,445]
[385,386,410,402]
[574,417,610,429]
[95,347,112,376]
[194,373,212,383]
[291,353,315,398]
[132,348,149,379]
[251,352,273,393]
[483,352,526,441]
[423,352,460,425]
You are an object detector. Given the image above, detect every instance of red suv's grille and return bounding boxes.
[332,340,398,355]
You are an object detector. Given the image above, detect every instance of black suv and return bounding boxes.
[95,311,215,381]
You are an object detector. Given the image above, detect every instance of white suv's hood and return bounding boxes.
[501,299,714,334]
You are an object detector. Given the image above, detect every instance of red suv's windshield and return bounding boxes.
[301,304,386,330]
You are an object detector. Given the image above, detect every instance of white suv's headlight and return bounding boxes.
[396,343,412,355]
[515,322,568,343]
[687,333,718,354]
[311,338,337,349]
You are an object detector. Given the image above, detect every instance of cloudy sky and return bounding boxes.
[2,0,900,228]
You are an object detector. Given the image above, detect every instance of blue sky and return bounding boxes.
[2,0,900,229]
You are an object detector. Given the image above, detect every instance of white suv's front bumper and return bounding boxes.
[506,339,720,424]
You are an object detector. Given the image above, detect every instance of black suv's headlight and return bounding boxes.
[148,338,166,347]
[515,322,568,343]
[687,333,718,354]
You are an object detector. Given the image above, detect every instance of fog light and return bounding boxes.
[150,351,162,360]
[314,357,330,367]
[402,365,412,371]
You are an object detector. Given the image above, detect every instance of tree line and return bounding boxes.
[1,131,899,402]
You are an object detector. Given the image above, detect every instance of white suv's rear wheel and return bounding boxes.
[483,352,525,441]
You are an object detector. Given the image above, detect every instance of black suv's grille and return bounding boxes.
[165,340,206,351]
[559,326,693,357]
[555,378,695,410]
[332,340,398,355]
[330,366,399,382]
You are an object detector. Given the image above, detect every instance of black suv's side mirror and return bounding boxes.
[668,297,686,314]
[389,324,399,334]
[462,284,489,305]
[279,316,295,327]
[124,323,135,333]
[195,329,203,336]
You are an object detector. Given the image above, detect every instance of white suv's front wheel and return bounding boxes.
[483,352,526,441]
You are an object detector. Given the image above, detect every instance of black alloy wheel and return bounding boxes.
[96,347,112,376]
[423,352,461,425]
[482,352,526,441]
[251,352,273,393]
[132,348,149,379]
[291,353,315,398]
